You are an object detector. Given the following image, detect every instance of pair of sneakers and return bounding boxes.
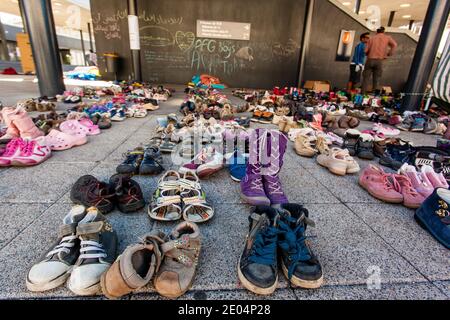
[344,129,376,160]
[0,137,51,167]
[180,146,224,179]
[239,204,323,295]
[117,146,164,176]
[70,174,145,214]
[26,206,117,296]
[101,221,201,299]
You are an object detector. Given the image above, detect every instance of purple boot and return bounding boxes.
[240,129,271,206]
[261,130,289,205]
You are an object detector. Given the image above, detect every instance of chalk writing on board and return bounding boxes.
[92,10,127,40]
[175,31,195,52]
[143,51,189,68]
[140,26,175,47]
[139,11,183,25]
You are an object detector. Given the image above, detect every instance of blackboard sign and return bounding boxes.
[136,0,306,88]
[197,20,251,41]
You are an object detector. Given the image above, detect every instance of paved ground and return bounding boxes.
[0,77,448,300]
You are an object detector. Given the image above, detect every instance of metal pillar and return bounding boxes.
[80,30,87,66]
[409,20,415,30]
[87,22,94,52]
[128,0,141,82]
[298,0,314,87]
[0,18,9,61]
[18,0,28,33]
[401,0,450,112]
[387,11,396,27]
[20,0,65,98]
[354,0,361,15]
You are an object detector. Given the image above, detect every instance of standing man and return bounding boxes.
[348,32,370,90]
[362,27,398,94]
[88,50,98,66]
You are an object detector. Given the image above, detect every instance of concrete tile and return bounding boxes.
[0,203,50,250]
[303,204,426,286]
[346,203,450,282]
[306,168,381,204]
[432,281,450,298]
[293,282,448,300]
[0,162,96,203]
[131,288,296,300]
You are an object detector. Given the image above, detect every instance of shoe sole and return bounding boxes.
[26,272,70,292]
[240,193,271,206]
[358,181,404,204]
[237,261,278,295]
[317,158,347,176]
[281,262,323,289]
[67,280,102,296]
[414,210,450,249]
[100,272,121,300]
[147,205,182,222]
[230,175,242,182]
[118,198,146,213]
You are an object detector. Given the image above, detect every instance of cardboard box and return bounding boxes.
[382,86,393,94]
[304,80,331,93]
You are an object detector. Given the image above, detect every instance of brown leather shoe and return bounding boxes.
[154,222,201,298]
[101,232,164,299]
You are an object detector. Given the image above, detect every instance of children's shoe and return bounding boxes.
[317,148,351,176]
[359,165,404,204]
[12,137,51,166]
[278,204,323,289]
[45,129,87,151]
[67,207,118,296]
[26,205,87,292]
[110,110,126,122]
[411,116,426,132]
[343,129,360,156]
[154,221,201,298]
[109,174,146,213]
[356,133,375,160]
[228,151,248,182]
[393,174,426,209]
[415,188,450,249]
[398,164,434,199]
[0,138,25,167]
[238,206,279,295]
[78,118,101,135]
[116,148,144,174]
[373,123,400,137]
[70,175,116,214]
[421,165,449,189]
[139,146,164,175]
[295,135,317,158]
[100,233,163,299]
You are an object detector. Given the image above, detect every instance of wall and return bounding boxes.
[90,0,132,80]
[303,0,417,92]
[135,0,306,88]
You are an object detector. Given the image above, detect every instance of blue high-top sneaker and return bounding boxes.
[415,188,450,249]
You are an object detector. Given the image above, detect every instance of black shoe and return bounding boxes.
[357,134,375,160]
[278,204,323,289]
[109,174,145,213]
[379,143,414,170]
[116,148,144,174]
[70,175,116,214]
[139,146,164,175]
[343,130,360,156]
[238,206,279,295]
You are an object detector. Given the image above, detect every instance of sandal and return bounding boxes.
[45,129,87,151]
[149,171,182,221]
[160,138,177,153]
[179,171,214,223]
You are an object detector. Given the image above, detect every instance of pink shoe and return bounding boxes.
[45,129,88,151]
[78,118,101,135]
[373,123,400,137]
[421,165,449,189]
[12,137,51,166]
[0,138,25,167]
[60,120,98,136]
[398,164,434,198]
[359,165,404,203]
[394,174,426,208]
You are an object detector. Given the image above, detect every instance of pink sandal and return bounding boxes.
[79,118,101,135]
[60,120,99,136]
[45,129,87,151]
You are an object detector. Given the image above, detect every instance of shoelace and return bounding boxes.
[278,216,313,280]
[394,175,420,196]
[266,177,284,195]
[79,240,107,260]
[86,181,114,206]
[382,173,401,192]
[46,235,77,257]
[248,225,279,266]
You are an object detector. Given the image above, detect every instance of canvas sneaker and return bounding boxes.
[67,207,117,296]
[26,205,87,292]
[238,206,279,295]
[359,165,404,204]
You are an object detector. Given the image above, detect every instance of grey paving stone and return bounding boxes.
[432,281,450,298]
[293,282,448,300]
[346,203,450,282]
[130,288,296,300]
[0,162,96,203]
[0,203,50,250]
[303,204,427,286]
